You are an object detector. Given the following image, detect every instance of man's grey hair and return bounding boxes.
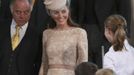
[10,0,33,12]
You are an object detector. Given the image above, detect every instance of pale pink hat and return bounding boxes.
[44,0,67,10]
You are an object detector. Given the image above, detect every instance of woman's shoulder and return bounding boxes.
[73,27,87,34]
[104,46,115,57]
[43,28,53,35]
[74,27,86,31]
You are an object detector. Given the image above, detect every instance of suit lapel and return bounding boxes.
[1,20,13,53]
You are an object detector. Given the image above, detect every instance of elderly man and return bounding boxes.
[0,0,42,75]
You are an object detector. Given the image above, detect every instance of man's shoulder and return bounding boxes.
[0,19,11,33]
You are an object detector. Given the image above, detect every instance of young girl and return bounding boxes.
[103,14,134,75]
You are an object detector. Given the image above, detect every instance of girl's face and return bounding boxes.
[50,6,69,26]
[104,28,114,43]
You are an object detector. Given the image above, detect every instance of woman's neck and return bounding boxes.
[55,24,70,30]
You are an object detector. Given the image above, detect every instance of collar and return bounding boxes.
[11,19,28,30]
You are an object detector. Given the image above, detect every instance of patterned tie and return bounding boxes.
[12,25,20,51]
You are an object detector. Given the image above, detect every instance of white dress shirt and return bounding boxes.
[103,39,134,75]
[10,19,28,44]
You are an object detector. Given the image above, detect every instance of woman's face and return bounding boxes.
[104,28,114,43]
[50,6,69,26]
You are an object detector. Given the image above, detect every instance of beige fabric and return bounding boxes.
[42,27,88,75]
[44,0,67,10]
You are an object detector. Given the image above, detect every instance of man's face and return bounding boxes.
[11,1,31,26]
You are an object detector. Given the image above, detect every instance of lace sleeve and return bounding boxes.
[40,30,49,75]
[76,28,88,65]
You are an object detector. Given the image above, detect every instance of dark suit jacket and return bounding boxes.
[71,0,131,34]
[95,0,131,37]
[0,19,42,75]
[0,0,12,22]
[31,0,49,32]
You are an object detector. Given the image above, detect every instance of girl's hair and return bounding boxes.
[95,68,115,75]
[104,15,127,51]
[46,0,79,28]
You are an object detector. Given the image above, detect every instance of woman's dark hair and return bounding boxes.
[104,14,127,51]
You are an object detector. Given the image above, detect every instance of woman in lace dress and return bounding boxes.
[39,0,88,75]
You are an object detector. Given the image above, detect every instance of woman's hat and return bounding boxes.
[44,0,67,10]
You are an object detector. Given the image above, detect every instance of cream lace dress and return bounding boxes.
[42,27,88,75]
